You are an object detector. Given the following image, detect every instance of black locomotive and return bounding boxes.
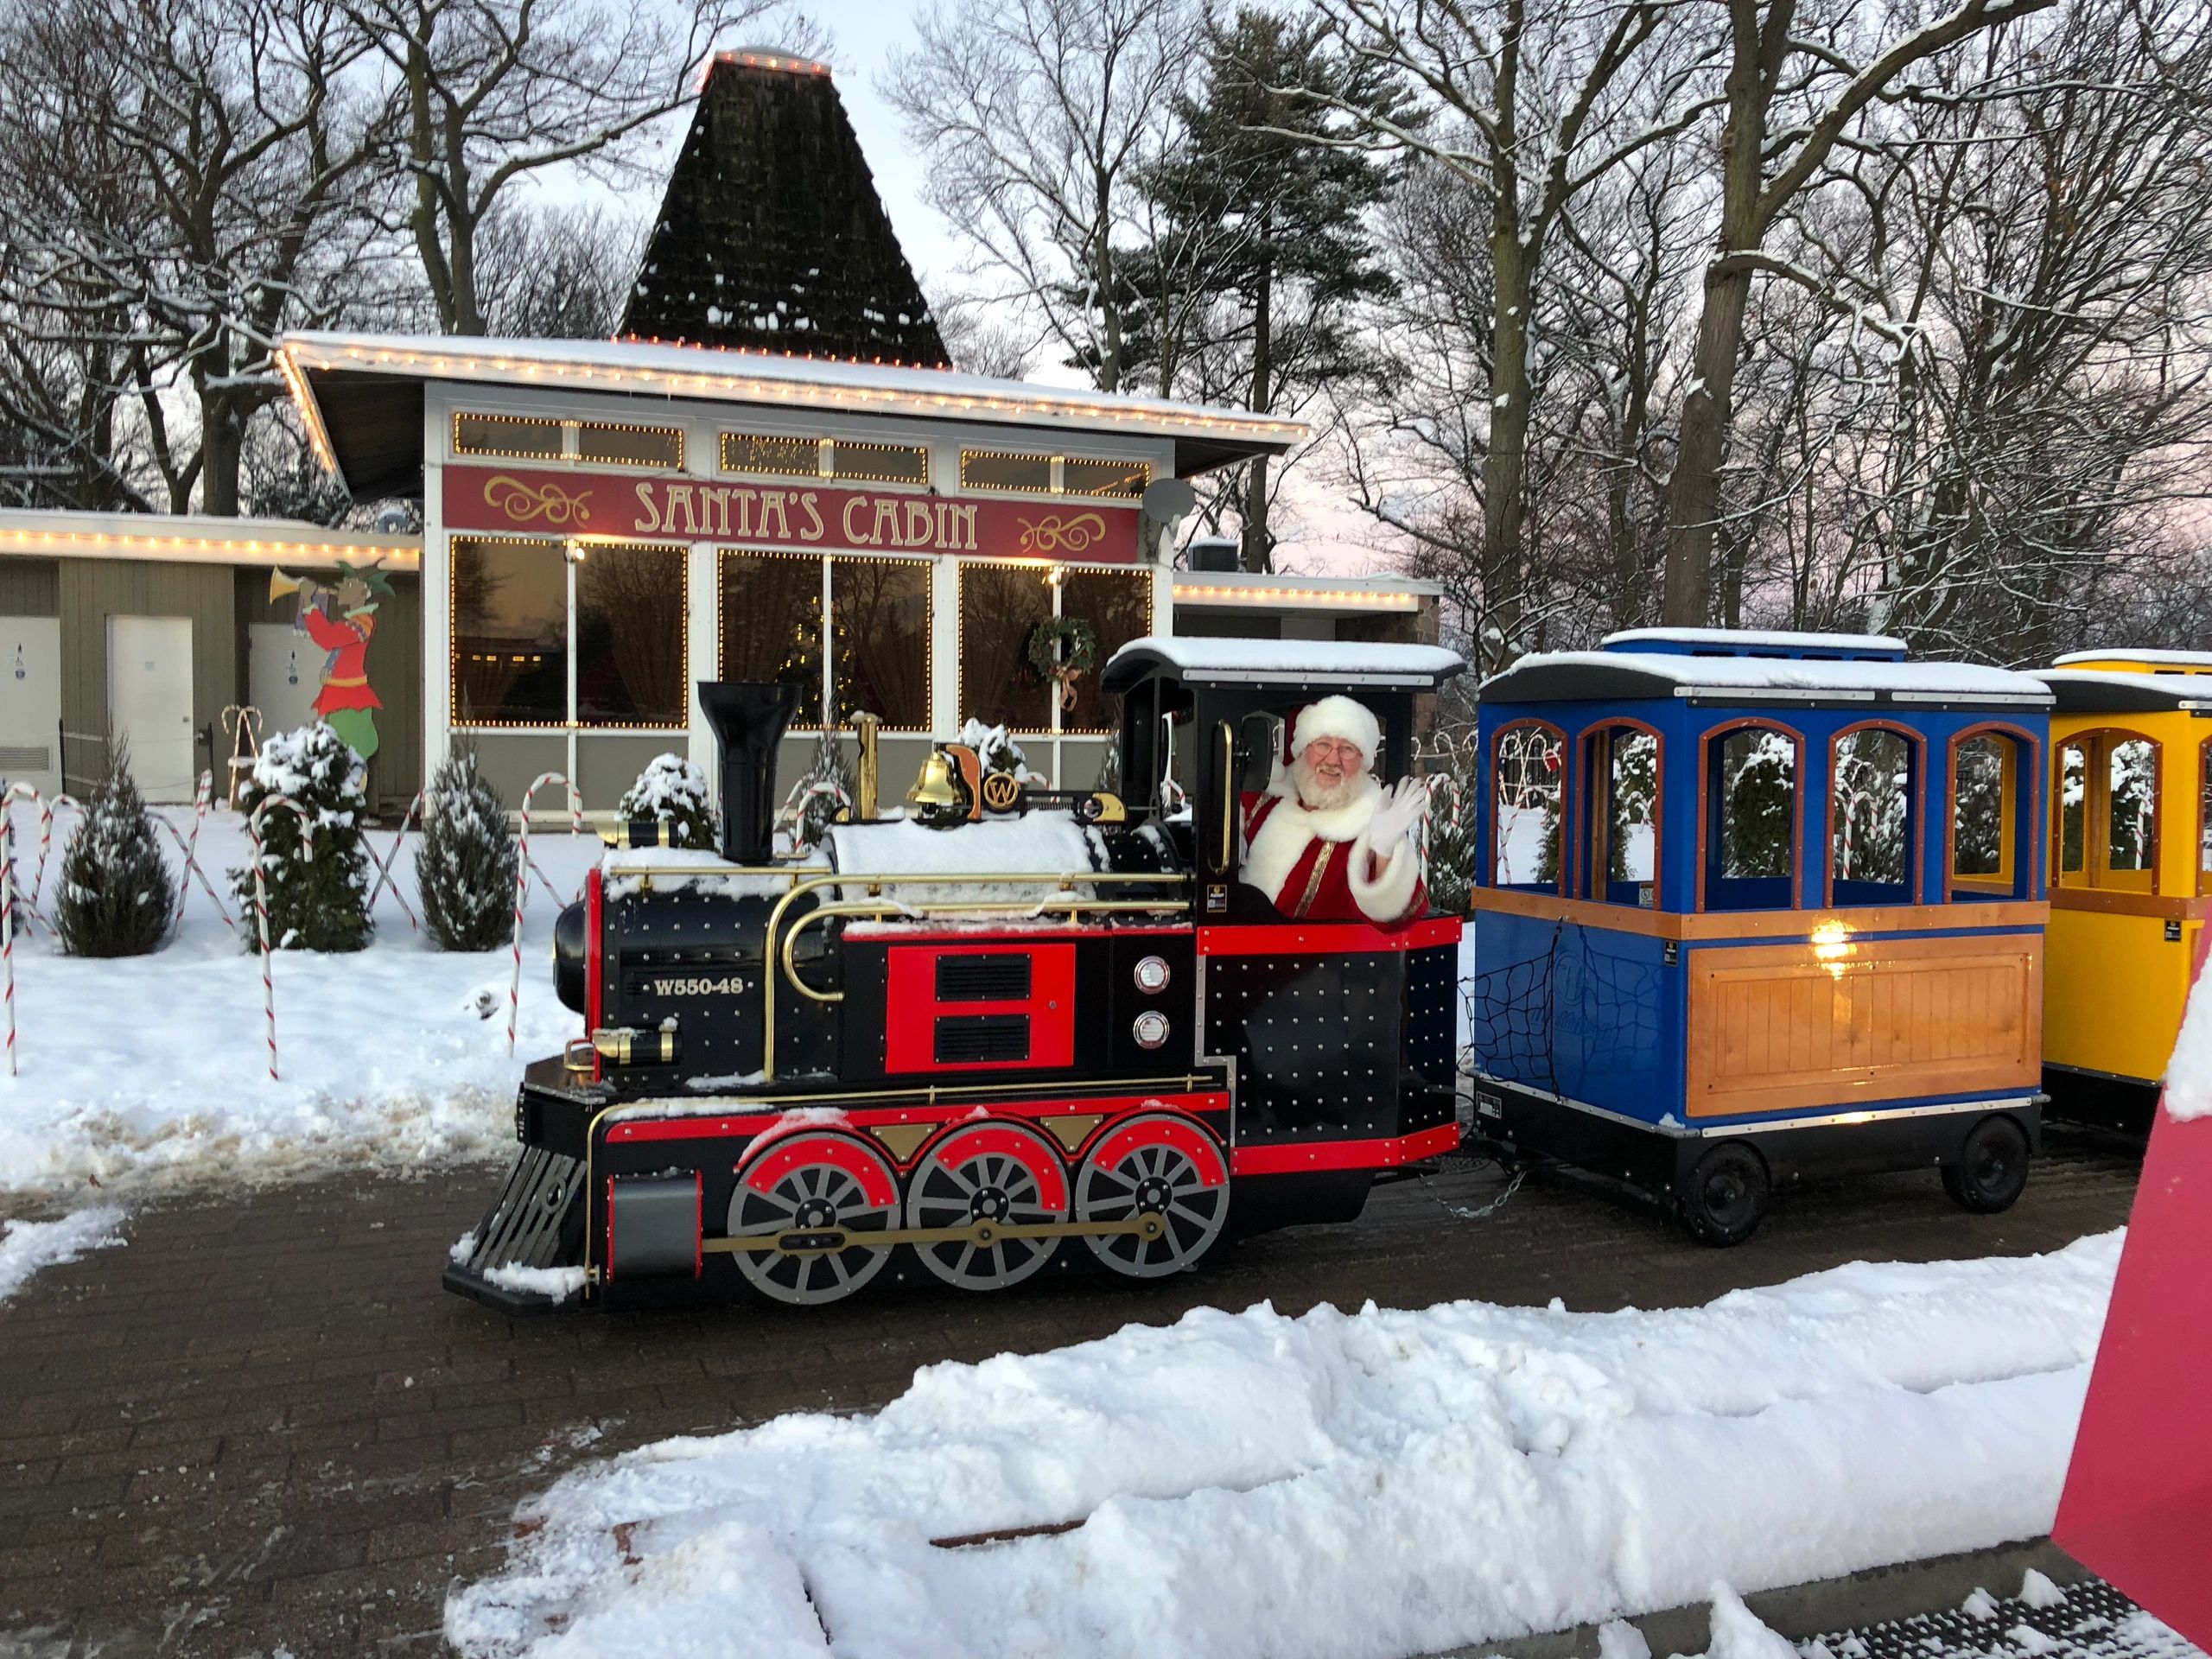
[444,639,1467,1312]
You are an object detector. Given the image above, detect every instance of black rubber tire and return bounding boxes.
[1942,1114,2031,1213]
[1676,1141,1770,1247]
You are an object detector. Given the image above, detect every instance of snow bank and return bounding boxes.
[0,1206,125,1302]
[2160,958,2212,1122]
[447,1233,2120,1659]
[0,805,598,1198]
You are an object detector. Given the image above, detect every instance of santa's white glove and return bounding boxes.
[1367,779,1427,851]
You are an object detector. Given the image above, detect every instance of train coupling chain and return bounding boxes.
[702,1211,1169,1258]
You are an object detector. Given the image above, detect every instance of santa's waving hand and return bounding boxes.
[1240,695,1428,928]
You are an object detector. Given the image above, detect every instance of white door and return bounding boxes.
[0,616,62,799]
[248,622,322,741]
[107,615,195,803]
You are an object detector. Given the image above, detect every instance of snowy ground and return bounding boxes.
[0,1205,124,1302]
[0,802,598,1202]
[445,1232,2120,1659]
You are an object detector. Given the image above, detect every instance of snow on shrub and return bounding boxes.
[416,747,518,952]
[228,723,372,953]
[957,717,1047,787]
[618,753,715,849]
[54,743,176,957]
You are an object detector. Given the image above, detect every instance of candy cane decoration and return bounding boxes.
[1,780,47,1075]
[246,793,314,1081]
[523,782,588,907]
[508,772,582,1053]
[12,790,79,936]
[162,771,238,932]
[364,788,426,931]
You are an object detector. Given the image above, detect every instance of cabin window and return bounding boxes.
[1951,731,2027,899]
[958,563,1149,734]
[452,537,567,725]
[1491,721,1564,890]
[575,421,683,469]
[830,556,931,728]
[1830,728,1916,905]
[721,432,821,479]
[1706,724,1797,911]
[960,449,1151,499]
[453,412,563,461]
[574,543,687,725]
[454,537,688,728]
[827,439,929,486]
[1583,724,1657,906]
[2056,732,2158,892]
[717,551,933,730]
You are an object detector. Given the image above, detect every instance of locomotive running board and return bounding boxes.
[702,1211,1170,1257]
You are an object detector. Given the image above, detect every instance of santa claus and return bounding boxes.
[1241,695,1428,927]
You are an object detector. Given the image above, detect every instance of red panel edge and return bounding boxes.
[1230,1122,1460,1177]
[608,1090,1233,1144]
[1198,916,1460,957]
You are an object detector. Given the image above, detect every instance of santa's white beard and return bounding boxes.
[1291,755,1369,815]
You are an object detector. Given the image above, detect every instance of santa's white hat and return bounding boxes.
[1291,695,1380,764]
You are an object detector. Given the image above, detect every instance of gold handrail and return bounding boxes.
[779,897,1188,1005]
[759,868,1189,1077]
[1216,720,1235,874]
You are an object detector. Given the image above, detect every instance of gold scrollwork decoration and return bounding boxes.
[484,474,595,529]
[1016,512,1109,556]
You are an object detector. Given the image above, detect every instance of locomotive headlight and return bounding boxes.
[1133,955,1171,994]
[1132,1010,1171,1050]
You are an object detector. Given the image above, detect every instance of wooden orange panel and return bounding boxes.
[1685,931,2044,1118]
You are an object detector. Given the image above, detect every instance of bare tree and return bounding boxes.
[346,0,817,336]
[887,0,1198,394]
[475,200,645,339]
[0,0,391,514]
[1656,0,2057,625]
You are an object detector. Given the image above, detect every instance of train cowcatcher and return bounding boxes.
[445,638,1468,1313]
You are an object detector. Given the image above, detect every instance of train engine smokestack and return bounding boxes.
[697,681,801,864]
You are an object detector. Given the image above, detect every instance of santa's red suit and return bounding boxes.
[1240,696,1427,929]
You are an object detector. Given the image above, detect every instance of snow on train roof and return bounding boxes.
[1603,626,1907,658]
[1103,636,1466,691]
[2051,648,2212,670]
[2033,668,2212,714]
[1484,649,2053,707]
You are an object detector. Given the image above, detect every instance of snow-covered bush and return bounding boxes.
[1418,732,1478,916]
[619,753,715,848]
[229,723,372,953]
[776,729,855,851]
[54,743,176,957]
[416,747,518,951]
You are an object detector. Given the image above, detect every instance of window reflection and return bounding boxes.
[1492,721,1562,890]
[1058,569,1152,733]
[719,553,823,725]
[452,537,566,724]
[831,556,930,728]
[1832,728,1912,898]
[575,543,685,726]
[958,563,1053,730]
[1952,735,2012,880]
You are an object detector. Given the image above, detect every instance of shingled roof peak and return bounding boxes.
[620,51,951,367]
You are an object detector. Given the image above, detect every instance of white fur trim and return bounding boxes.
[1347,831,1421,925]
[1243,779,1379,901]
[1291,695,1380,762]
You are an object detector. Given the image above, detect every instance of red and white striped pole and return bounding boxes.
[165,771,238,932]
[246,793,314,1082]
[17,789,76,937]
[508,773,581,1053]
[0,781,44,1076]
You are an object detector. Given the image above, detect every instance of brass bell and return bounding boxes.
[906,747,963,812]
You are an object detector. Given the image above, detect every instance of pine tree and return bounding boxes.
[619,753,715,848]
[54,743,176,957]
[416,747,518,951]
[230,723,373,952]
[776,729,855,852]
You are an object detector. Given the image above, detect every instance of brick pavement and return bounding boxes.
[0,1132,2142,1657]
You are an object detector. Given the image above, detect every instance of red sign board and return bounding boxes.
[440,464,1140,563]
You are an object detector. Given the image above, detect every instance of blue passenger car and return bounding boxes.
[1466,628,2054,1243]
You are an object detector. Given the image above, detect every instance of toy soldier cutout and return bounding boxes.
[1241,695,1427,927]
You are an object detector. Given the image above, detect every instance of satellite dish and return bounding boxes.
[1141,477,1197,525]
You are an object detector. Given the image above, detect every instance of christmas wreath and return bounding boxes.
[1025,617,1097,709]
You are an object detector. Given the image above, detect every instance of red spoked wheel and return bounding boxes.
[728,1131,899,1305]
[904,1121,1071,1290]
[1074,1112,1229,1278]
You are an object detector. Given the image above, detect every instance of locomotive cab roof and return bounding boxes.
[1482,630,2051,710]
[2037,650,2212,714]
[1101,635,1465,695]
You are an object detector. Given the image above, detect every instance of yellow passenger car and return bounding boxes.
[2034,650,2212,1128]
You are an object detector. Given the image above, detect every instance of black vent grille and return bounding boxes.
[936,954,1031,1001]
[935,1014,1030,1064]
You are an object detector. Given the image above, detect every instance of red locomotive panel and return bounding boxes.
[883,944,1077,1072]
